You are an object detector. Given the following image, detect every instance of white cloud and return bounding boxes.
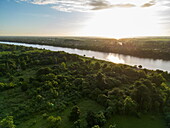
[16,0,169,12]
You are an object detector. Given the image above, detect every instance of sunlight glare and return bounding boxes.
[80,7,162,38]
[107,54,125,64]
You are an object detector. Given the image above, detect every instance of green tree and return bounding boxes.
[86,111,106,127]
[94,62,100,70]
[47,116,61,128]
[150,74,166,86]
[20,82,28,92]
[36,67,52,76]
[42,73,57,81]
[0,116,16,128]
[96,72,108,90]
[73,119,81,128]
[69,106,81,122]
[97,94,108,106]
[109,124,117,128]
[92,125,100,128]
[132,82,151,111]
[95,111,106,126]
[123,96,137,114]
[61,62,67,69]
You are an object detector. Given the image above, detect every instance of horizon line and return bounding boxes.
[1,35,170,40]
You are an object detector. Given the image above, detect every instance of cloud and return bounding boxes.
[162,1,170,7]
[141,0,156,7]
[51,4,91,12]
[16,0,137,12]
[89,0,111,10]
[16,0,168,12]
[91,3,136,10]
[113,4,136,8]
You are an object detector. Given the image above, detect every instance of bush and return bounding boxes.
[37,67,52,76]
[0,82,16,91]
[47,116,61,128]
[109,124,117,128]
[69,106,81,122]
[0,116,16,128]
[86,111,106,127]
[42,113,48,119]
[95,111,106,127]
[92,125,100,128]
[73,119,81,128]
[20,82,28,92]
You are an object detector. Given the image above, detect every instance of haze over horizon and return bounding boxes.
[1,0,170,38]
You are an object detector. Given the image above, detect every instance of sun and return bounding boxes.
[79,7,162,38]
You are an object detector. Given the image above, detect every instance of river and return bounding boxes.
[0,41,170,72]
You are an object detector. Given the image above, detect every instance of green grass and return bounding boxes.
[13,68,36,82]
[0,67,36,83]
[10,65,55,82]
[60,99,104,128]
[0,65,167,128]
[1,91,166,128]
[17,115,48,128]
[1,88,166,128]
[0,87,27,118]
[16,99,104,128]
[105,115,166,128]
[0,51,12,55]
[166,81,170,87]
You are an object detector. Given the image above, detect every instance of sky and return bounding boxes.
[0,0,170,38]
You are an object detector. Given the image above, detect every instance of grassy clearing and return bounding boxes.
[105,115,166,128]
[17,115,48,128]
[16,99,104,128]
[166,81,170,87]
[1,89,166,128]
[0,87,27,117]
[60,99,104,128]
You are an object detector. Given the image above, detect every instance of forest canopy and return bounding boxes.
[0,44,170,128]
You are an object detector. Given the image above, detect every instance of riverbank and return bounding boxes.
[0,36,170,60]
[1,41,170,72]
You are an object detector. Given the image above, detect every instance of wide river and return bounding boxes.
[0,41,170,72]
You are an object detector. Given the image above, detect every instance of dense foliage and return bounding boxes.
[0,44,170,128]
[0,36,170,60]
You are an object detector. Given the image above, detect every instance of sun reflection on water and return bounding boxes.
[107,54,125,64]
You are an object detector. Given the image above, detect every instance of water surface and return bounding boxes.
[0,41,170,72]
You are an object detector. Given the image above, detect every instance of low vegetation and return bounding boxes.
[0,44,170,128]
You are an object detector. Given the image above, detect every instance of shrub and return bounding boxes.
[47,116,61,128]
[42,113,48,119]
[86,111,106,127]
[73,119,81,128]
[92,125,100,128]
[69,106,81,122]
[0,116,16,128]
